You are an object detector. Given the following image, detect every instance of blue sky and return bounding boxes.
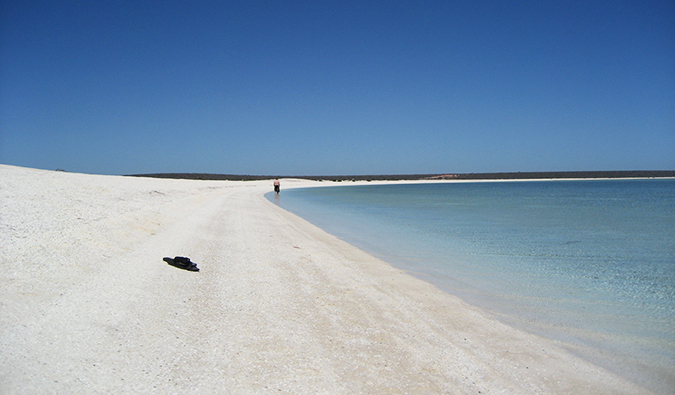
[1,1,673,176]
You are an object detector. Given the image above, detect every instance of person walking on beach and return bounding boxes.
[274,179,280,194]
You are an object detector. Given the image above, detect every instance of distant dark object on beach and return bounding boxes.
[128,170,675,182]
[163,256,199,272]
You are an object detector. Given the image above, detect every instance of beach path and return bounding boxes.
[0,165,650,394]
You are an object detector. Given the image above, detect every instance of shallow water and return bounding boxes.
[267,179,675,393]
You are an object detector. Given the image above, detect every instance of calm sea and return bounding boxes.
[267,179,675,392]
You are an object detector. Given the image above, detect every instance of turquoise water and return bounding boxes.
[267,179,675,392]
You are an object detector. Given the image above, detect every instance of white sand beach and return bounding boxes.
[0,165,652,394]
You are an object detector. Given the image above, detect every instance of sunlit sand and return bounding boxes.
[0,165,651,394]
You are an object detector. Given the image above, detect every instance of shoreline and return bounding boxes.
[276,176,675,190]
[272,178,675,394]
[0,165,655,394]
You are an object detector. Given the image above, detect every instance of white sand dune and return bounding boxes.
[0,165,650,394]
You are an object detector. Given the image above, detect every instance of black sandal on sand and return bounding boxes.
[163,256,199,272]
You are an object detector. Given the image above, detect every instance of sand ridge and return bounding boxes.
[0,165,651,394]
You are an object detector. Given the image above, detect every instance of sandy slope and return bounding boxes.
[0,165,651,394]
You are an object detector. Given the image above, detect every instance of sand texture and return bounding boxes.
[0,165,651,394]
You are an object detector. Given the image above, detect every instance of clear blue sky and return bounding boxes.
[1,1,673,176]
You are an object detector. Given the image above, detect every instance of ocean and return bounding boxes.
[266,179,675,392]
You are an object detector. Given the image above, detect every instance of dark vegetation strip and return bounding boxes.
[126,170,675,182]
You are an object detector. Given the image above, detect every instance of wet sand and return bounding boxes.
[0,165,651,394]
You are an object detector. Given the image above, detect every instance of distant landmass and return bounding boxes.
[128,170,675,182]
